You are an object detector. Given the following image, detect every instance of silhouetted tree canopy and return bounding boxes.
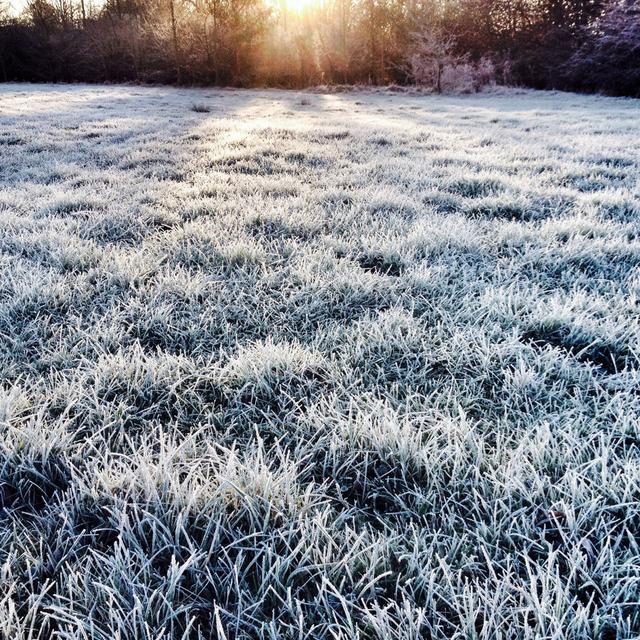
[0,0,637,95]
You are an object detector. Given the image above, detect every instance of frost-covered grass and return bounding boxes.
[0,83,639,639]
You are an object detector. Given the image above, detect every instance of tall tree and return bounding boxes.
[563,0,640,95]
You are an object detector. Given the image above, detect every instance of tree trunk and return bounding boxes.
[0,50,7,83]
[212,1,219,84]
[169,0,181,83]
[341,0,347,82]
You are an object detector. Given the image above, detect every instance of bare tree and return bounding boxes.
[0,0,9,81]
[562,0,640,96]
[168,0,181,82]
[407,27,462,93]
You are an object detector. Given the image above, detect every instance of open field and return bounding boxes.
[0,84,639,639]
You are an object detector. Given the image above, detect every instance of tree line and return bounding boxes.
[0,0,638,96]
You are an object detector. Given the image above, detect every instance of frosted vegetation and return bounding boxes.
[0,84,639,639]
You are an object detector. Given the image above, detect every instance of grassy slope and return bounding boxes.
[0,84,639,639]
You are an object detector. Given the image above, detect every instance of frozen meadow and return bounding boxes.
[0,84,639,639]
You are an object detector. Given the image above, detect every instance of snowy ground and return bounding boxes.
[1,84,639,639]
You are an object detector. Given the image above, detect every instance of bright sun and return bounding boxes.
[283,0,322,14]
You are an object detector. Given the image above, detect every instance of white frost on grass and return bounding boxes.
[0,83,639,639]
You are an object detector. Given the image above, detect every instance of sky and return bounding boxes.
[7,0,28,15]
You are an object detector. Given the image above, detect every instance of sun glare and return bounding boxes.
[283,0,322,14]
